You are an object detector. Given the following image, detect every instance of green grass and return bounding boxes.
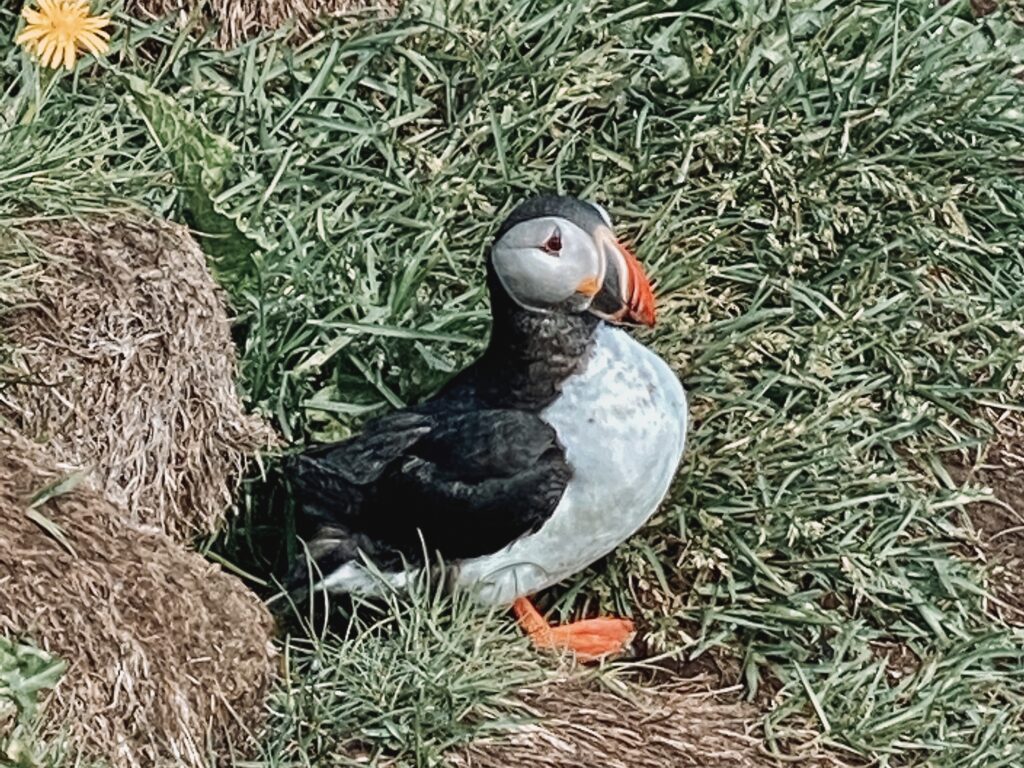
[262,566,543,766]
[3,0,1024,765]
[0,638,66,768]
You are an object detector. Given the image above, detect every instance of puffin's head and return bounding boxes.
[489,195,656,327]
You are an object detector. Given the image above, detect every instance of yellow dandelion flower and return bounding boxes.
[15,0,111,71]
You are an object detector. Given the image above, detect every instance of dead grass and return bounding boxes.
[0,427,277,768]
[0,217,274,543]
[125,0,399,47]
[450,675,844,768]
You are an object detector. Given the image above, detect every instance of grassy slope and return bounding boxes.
[3,0,1024,765]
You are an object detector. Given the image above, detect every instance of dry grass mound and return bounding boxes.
[126,0,399,47]
[0,428,276,767]
[1,217,273,543]
[451,678,836,768]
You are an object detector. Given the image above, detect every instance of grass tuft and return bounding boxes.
[263,568,544,766]
[0,638,65,768]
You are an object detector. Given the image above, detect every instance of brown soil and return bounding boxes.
[957,414,1024,625]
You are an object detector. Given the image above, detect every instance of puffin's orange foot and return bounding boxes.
[542,617,636,661]
[513,597,635,662]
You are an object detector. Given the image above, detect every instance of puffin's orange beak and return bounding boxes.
[616,241,656,327]
[587,231,657,327]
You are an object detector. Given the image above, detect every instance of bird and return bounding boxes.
[287,195,688,661]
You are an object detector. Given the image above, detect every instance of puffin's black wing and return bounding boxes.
[288,408,572,573]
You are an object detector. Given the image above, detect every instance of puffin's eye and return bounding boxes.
[542,229,562,255]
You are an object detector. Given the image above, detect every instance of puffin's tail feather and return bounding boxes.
[285,452,362,521]
[280,450,363,595]
[283,522,362,594]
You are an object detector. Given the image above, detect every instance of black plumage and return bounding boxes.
[288,310,594,577]
[290,406,572,569]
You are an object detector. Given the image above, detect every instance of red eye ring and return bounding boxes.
[543,230,562,254]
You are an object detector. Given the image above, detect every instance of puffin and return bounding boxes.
[288,195,688,660]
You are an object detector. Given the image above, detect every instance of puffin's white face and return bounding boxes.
[491,216,603,315]
[490,207,656,326]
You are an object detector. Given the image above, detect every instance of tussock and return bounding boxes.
[125,0,399,47]
[0,218,274,543]
[0,428,276,768]
[451,678,836,768]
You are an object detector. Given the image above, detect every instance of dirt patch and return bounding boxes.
[955,412,1024,624]
[451,676,842,768]
[126,0,399,47]
[0,217,274,543]
[0,428,276,767]
[870,640,921,685]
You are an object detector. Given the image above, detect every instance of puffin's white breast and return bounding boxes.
[456,324,688,605]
